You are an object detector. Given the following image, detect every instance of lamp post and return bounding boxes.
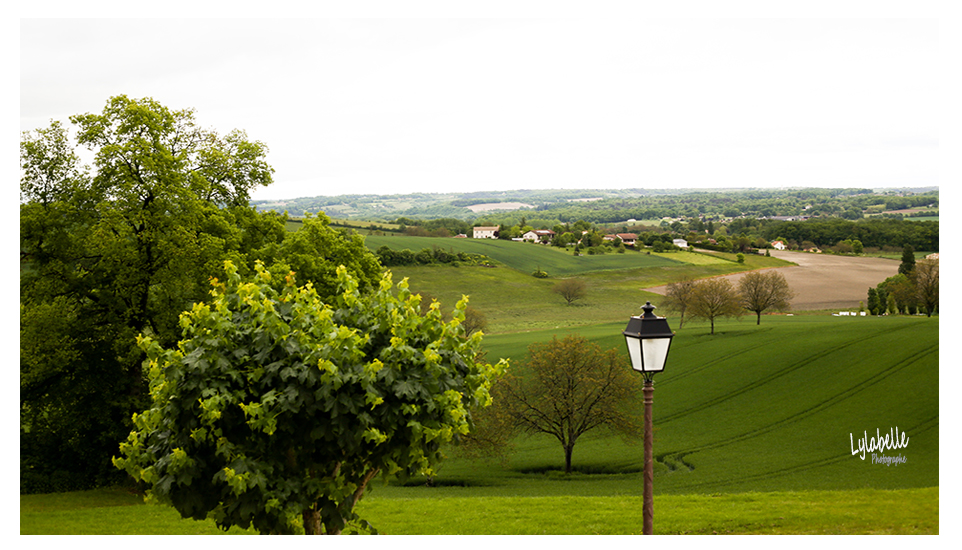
[623,301,674,535]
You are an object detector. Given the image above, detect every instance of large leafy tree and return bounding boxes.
[20,96,378,492]
[260,213,382,300]
[912,259,939,317]
[114,262,506,534]
[877,273,917,315]
[484,335,642,474]
[738,270,794,325]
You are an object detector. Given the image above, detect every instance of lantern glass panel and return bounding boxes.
[625,335,643,372]
[642,337,670,372]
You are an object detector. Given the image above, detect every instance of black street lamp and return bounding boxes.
[623,301,674,535]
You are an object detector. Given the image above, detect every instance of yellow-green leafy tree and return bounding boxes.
[114,261,506,534]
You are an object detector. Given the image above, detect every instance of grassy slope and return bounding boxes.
[22,316,938,534]
[23,235,938,535]
[20,314,938,536]
[372,239,939,500]
[374,316,938,497]
[365,235,688,276]
[374,238,792,334]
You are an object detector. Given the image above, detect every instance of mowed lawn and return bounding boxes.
[22,486,938,535]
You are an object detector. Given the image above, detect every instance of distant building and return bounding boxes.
[604,233,638,246]
[673,238,688,248]
[473,226,499,239]
[772,240,787,250]
[522,229,555,243]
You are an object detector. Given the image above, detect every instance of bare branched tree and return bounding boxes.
[662,276,697,328]
[552,278,587,306]
[738,271,794,325]
[689,277,744,334]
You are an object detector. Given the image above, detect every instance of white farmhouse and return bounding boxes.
[772,240,787,250]
[604,233,638,246]
[522,229,555,243]
[473,226,500,239]
[673,238,688,248]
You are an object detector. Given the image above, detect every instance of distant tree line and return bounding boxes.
[375,245,491,267]
[392,217,472,237]
[254,187,937,225]
[760,218,938,251]
[475,189,938,226]
[867,246,938,316]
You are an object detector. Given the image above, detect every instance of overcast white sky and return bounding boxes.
[19,9,942,202]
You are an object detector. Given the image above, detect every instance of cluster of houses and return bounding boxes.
[468,227,939,260]
[469,225,688,249]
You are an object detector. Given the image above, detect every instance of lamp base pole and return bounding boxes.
[643,378,654,535]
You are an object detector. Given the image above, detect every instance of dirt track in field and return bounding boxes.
[644,250,901,311]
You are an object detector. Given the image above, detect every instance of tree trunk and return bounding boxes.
[564,444,574,474]
[756,311,761,325]
[303,508,323,535]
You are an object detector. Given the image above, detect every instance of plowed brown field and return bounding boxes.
[645,250,901,311]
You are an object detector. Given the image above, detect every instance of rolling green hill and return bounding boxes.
[365,235,687,276]
[377,250,794,334]
[360,240,937,497]
[376,315,938,498]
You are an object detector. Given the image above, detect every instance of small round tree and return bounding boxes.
[474,335,643,474]
[113,261,506,534]
[689,277,744,334]
[552,278,587,306]
[738,270,794,325]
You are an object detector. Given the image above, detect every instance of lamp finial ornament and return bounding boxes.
[642,301,657,318]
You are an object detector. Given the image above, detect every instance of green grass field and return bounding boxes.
[470,315,938,493]
[22,234,938,535]
[21,486,937,535]
[20,315,938,534]
[367,237,793,333]
[365,235,694,276]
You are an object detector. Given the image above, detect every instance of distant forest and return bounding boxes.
[253,187,938,226]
